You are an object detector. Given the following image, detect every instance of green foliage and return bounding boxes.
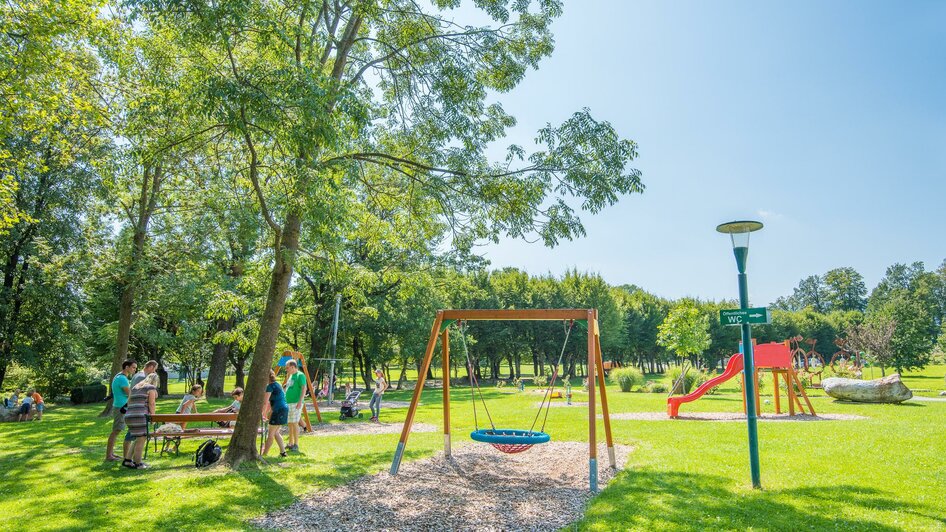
[642,380,669,393]
[70,384,107,404]
[668,366,700,394]
[657,300,710,361]
[609,367,644,392]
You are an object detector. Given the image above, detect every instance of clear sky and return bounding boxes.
[477,0,946,305]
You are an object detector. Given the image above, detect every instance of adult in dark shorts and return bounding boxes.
[123,372,159,469]
[106,360,136,461]
[262,370,288,457]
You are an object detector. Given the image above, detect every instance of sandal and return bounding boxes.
[121,459,135,469]
[134,462,150,469]
[279,451,287,457]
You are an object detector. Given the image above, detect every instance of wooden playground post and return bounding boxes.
[442,327,451,457]
[593,315,616,469]
[391,309,612,492]
[586,309,598,492]
[391,311,443,474]
[772,372,781,414]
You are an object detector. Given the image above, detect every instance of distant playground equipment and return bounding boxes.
[391,309,616,492]
[276,351,323,430]
[788,335,826,386]
[667,340,815,418]
[829,338,864,374]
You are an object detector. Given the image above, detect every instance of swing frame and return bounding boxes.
[390,309,616,492]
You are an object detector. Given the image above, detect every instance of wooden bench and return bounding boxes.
[147,413,262,457]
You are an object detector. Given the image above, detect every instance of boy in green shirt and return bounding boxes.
[283,359,306,452]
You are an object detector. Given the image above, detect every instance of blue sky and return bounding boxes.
[477,0,946,305]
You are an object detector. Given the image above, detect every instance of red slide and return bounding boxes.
[667,354,744,417]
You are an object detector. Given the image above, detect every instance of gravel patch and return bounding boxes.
[609,412,867,422]
[303,422,438,437]
[308,400,411,412]
[253,441,630,531]
[908,396,946,402]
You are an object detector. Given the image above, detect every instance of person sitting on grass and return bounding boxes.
[30,390,44,421]
[262,371,288,457]
[213,387,243,427]
[123,372,159,469]
[6,389,19,409]
[17,392,32,421]
[176,384,202,429]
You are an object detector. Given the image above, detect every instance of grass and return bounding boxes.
[1,365,944,531]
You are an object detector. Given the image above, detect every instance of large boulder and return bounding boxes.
[823,373,912,403]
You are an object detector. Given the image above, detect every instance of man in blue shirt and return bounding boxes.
[106,359,136,461]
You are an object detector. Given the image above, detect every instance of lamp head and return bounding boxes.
[717,220,763,272]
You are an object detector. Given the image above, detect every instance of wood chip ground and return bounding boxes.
[253,441,630,531]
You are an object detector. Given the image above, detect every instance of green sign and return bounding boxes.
[720,307,770,326]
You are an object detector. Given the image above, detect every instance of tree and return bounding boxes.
[657,300,711,366]
[822,267,867,312]
[0,0,111,389]
[845,317,896,376]
[130,0,644,466]
[792,275,827,313]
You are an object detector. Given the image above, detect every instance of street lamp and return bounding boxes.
[717,219,764,489]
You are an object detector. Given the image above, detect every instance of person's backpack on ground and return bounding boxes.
[195,439,221,468]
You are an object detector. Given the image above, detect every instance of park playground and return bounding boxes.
[1,335,945,530]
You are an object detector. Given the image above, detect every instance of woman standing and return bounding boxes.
[123,372,159,469]
[262,370,288,457]
[369,369,388,423]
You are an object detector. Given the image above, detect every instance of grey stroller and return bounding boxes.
[339,389,364,419]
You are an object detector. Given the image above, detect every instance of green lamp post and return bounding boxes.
[717,220,764,489]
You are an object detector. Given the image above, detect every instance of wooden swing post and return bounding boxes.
[390,308,613,493]
[442,326,451,457]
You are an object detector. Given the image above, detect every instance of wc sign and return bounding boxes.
[720,307,771,326]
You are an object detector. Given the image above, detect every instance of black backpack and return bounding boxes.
[195,439,222,468]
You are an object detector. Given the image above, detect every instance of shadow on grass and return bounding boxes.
[582,469,937,530]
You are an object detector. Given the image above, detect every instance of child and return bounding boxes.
[176,384,203,429]
[213,387,243,427]
[18,392,32,421]
[30,390,44,421]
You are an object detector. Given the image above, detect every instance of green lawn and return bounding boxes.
[1,366,944,531]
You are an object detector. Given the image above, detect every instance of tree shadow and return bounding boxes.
[581,468,938,530]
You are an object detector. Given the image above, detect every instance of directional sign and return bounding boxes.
[720,307,770,326]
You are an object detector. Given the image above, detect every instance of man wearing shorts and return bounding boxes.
[283,360,306,452]
[106,360,136,461]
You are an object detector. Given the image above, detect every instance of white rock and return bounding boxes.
[822,373,912,403]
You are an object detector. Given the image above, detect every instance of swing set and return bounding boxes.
[390,309,616,492]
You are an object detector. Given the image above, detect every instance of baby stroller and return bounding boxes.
[339,389,364,419]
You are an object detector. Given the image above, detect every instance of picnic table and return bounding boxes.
[147,412,263,457]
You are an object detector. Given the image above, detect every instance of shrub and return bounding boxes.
[737,375,765,393]
[825,362,862,380]
[668,366,699,394]
[531,374,548,387]
[609,367,645,392]
[643,381,669,393]
[71,383,107,405]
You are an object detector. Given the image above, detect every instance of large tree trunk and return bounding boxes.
[225,212,300,467]
[207,317,233,397]
[102,165,162,416]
